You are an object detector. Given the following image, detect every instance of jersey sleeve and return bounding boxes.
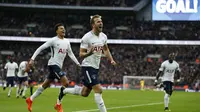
[15,63,18,69]
[67,41,80,65]
[104,34,108,45]
[80,35,89,49]
[176,63,181,72]
[4,63,8,69]
[20,63,26,71]
[159,62,165,71]
[31,38,53,60]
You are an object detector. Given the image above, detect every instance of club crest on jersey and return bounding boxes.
[58,48,68,54]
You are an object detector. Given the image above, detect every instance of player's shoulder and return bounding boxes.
[21,61,27,65]
[13,62,18,65]
[48,36,59,42]
[173,60,179,65]
[63,38,70,42]
[100,32,107,38]
[5,62,10,65]
[162,60,168,65]
[82,31,92,39]
[100,32,107,40]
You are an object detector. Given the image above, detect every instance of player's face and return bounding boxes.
[56,26,65,37]
[93,18,103,32]
[10,57,14,63]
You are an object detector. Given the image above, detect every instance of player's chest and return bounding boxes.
[89,38,104,52]
[88,37,105,46]
[53,40,69,54]
[8,64,16,69]
[165,64,177,69]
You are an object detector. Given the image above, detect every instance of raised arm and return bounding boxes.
[27,39,52,71]
[31,40,52,61]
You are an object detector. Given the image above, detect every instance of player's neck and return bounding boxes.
[168,60,173,63]
[57,35,64,39]
[92,29,100,36]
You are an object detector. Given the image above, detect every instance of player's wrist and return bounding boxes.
[86,52,93,57]
[110,60,114,63]
[177,79,181,82]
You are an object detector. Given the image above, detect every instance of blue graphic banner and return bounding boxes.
[152,0,200,21]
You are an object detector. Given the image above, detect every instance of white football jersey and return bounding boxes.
[159,60,180,82]
[80,31,107,69]
[17,61,28,77]
[4,62,18,77]
[31,36,79,68]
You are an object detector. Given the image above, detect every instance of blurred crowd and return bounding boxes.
[0,11,200,40]
[0,41,199,88]
[0,0,140,7]
[0,0,199,89]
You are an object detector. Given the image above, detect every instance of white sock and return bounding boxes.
[22,86,27,96]
[94,93,107,112]
[57,99,62,105]
[3,82,7,87]
[8,87,13,96]
[30,86,44,101]
[63,86,82,95]
[164,93,169,108]
[16,87,19,97]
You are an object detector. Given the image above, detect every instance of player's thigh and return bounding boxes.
[60,76,69,87]
[18,77,24,85]
[81,86,92,97]
[23,80,29,86]
[163,81,174,95]
[92,84,102,93]
[6,77,13,86]
[42,79,53,89]
[48,65,66,80]
[81,67,99,88]
[10,78,15,87]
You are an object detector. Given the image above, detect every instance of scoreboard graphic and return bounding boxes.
[152,0,200,21]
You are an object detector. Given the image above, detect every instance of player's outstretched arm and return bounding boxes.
[31,41,51,61]
[67,43,80,66]
[103,44,116,65]
[26,40,52,72]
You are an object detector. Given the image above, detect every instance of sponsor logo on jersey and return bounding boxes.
[58,48,68,54]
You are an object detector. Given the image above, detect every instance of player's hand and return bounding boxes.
[88,46,95,55]
[176,79,181,83]
[111,60,117,66]
[28,59,34,66]
[154,80,158,86]
[77,64,81,68]
[25,59,34,72]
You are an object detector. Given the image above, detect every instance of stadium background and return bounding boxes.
[0,0,199,90]
[0,0,200,112]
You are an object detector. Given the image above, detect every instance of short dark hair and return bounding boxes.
[90,15,101,25]
[54,23,64,32]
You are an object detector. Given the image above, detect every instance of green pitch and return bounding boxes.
[0,88,199,112]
